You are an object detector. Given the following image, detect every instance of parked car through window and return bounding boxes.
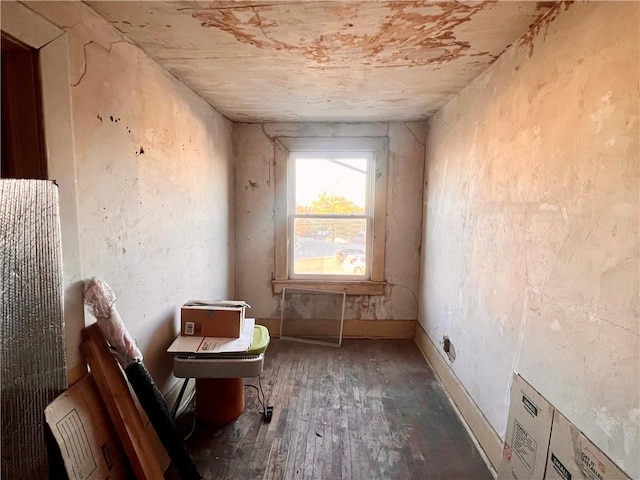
[335,247,365,264]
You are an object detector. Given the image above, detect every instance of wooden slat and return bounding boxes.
[80,324,164,480]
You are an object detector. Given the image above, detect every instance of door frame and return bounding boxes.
[1,2,85,384]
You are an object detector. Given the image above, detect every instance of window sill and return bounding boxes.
[272,279,386,296]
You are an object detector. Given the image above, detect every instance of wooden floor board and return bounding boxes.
[167,339,491,480]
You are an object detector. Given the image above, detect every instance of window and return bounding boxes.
[274,137,387,295]
[291,153,370,278]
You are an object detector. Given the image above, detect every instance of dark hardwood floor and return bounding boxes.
[167,339,492,480]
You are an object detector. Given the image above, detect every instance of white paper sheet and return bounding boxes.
[168,318,255,354]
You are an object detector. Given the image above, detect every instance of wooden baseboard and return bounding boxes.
[256,318,415,338]
[414,322,502,474]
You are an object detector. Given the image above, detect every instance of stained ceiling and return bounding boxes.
[86,1,556,123]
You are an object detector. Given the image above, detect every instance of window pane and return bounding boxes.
[293,218,367,276]
[294,157,367,215]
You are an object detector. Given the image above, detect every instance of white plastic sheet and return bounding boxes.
[83,277,142,367]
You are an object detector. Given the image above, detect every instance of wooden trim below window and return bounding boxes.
[272,279,386,295]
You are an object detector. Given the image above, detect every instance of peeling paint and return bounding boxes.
[191,1,497,67]
[234,122,423,321]
[625,409,640,455]
[85,0,556,122]
[519,0,574,58]
[539,203,559,212]
[589,91,615,134]
[423,2,639,476]
[594,407,619,438]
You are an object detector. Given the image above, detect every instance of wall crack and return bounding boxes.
[251,7,274,43]
[71,40,93,87]
[71,39,130,87]
[404,122,425,146]
[261,123,276,140]
[545,293,640,338]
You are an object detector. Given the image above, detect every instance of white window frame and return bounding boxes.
[273,137,388,295]
[288,150,373,281]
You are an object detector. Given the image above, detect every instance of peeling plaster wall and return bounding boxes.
[234,122,425,322]
[26,2,235,391]
[420,2,639,477]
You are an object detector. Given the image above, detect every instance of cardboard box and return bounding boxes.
[46,374,170,480]
[181,304,246,338]
[545,412,631,480]
[545,411,582,480]
[45,375,133,480]
[497,373,555,480]
[169,318,255,354]
[579,435,631,480]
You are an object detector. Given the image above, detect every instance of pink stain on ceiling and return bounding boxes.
[520,1,574,58]
[87,1,558,122]
[192,1,495,67]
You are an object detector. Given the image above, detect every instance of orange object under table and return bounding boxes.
[195,378,245,425]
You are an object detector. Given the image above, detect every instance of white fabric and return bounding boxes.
[83,277,143,367]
